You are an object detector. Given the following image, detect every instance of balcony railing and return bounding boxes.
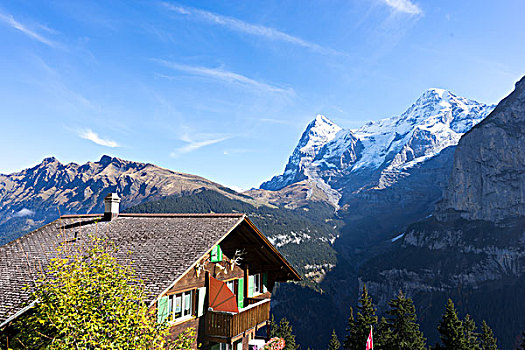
[205,298,271,339]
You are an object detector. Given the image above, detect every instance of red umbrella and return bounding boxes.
[209,276,239,313]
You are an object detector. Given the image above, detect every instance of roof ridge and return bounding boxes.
[118,213,245,218]
[59,213,245,219]
[60,214,103,219]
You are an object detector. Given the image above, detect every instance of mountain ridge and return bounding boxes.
[261,88,495,205]
[0,155,264,244]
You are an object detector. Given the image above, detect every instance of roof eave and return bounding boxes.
[242,216,302,281]
[148,215,247,307]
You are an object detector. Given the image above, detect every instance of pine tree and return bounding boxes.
[385,291,426,350]
[344,307,357,350]
[269,315,299,350]
[328,330,341,350]
[437,299,468,350]
[375,316,393,350]
[478,321,498,350]
[343,285,378,350]
[464,314,480,350]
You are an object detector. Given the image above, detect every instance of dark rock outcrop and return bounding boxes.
[437,77,525,222]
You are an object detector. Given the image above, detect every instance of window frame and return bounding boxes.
[168,289,194,322]
[253,273,262,295]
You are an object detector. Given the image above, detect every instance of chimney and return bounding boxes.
[104,193,120,221]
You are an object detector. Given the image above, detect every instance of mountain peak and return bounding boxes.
[41,156,59,165]
[259,115,341,191]
[416,88,454,103]
[308,114,338,130]
[313,114,332,124]
[99,154,114,164]
[299,115,341,155]
[98,155,128,167]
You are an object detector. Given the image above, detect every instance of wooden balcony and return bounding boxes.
[205,298,271,341]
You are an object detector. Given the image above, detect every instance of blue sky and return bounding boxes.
[0,0,523,190]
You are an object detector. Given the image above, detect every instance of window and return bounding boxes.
[252,273,268,295]
[254,274,261,294]
[168,290,193,321]
[226,280,235,293]
[226,279,239,296]
[211,343,230,350]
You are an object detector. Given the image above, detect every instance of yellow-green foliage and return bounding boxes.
[5,236,195,350]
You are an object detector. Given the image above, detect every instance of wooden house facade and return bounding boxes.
[157,216,301,350]
[0,194,301,349]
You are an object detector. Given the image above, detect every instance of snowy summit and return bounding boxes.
[261,89,495,200]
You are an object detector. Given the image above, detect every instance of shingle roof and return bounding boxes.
[0,213,245,326]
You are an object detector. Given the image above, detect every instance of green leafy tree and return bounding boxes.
[344,284,378,350]
[328,329,341,350]
[270,315,299,350]
[478,321,498,350]
[464,314,481,350]
[384,291,426,350]
[436,299,468,350]
[4,236,194,350]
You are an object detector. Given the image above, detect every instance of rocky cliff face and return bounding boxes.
[361,77,525,349]
[0,155,258,243]
[437,77,525,222]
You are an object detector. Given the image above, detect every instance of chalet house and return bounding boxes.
[0,193,301,349]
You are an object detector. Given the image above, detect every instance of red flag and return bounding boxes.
[365,326,373,350]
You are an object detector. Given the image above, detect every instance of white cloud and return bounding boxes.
[0,11,58,47]
[14,208,35,217]
[223,148,252,155]
[162,3,342,56]
[79,129,120,148]
[171,133,231,157]
[155,60,294,95]
[381,0,422,15]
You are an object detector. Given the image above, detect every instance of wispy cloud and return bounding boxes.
[0,11,59,47]
[223,148,253,155]
[14,208,35,217]
[79,129,120,147]
[162,2,342,56]
[380,0,423,15]
[171,132,231,157]
[155,59,294,95]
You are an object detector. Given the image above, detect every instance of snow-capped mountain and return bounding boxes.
[261,115,341,191]
[261,88,495,206]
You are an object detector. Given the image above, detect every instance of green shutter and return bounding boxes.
[197,287,206,317]
[237,277,244,308]
[262,272,268,293]
[157,296,169,324]
[248,275,254,297]
[210,245,223,262]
